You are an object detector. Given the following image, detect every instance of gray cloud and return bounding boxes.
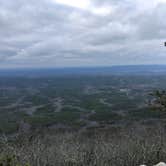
[0,0,166,68]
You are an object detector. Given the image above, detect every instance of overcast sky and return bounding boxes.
[0,0,166,68]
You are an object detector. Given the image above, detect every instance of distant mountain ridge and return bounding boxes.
[0,65,166,77]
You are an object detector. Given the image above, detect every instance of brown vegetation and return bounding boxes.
[0,123,166,166]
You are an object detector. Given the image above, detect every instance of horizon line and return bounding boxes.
[1,64,166,70]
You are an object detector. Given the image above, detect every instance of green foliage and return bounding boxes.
[89,110,122,122]
[0,111,28,133]
[0,154,30,166]
[128,107,166,120]
[26,108,81,127]
[1,76,166,133]
[150,90,166,111]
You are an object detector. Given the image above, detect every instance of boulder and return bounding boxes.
[154,162,166,166]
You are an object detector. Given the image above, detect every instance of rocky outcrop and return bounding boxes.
[140,162,166,166]
[154,162,166,166]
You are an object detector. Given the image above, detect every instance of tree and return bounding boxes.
[150,90,166,111]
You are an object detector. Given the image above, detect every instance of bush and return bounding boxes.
[0,124,166,166]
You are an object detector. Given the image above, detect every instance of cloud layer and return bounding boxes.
[0,0,166,68]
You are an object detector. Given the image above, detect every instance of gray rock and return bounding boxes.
[154,162,166,166]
